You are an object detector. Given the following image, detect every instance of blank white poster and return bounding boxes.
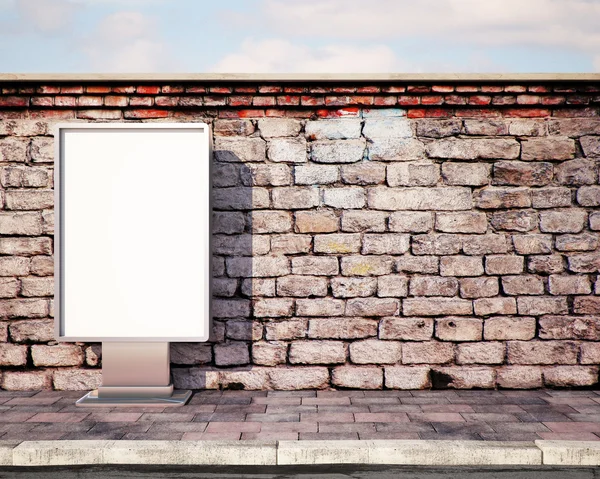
[56,124,210,341]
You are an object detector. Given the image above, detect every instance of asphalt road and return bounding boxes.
[0,465,599,479]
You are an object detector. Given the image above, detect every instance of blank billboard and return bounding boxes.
[55,123,211,341]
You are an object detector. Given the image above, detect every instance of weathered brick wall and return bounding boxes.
[0,79,599,391]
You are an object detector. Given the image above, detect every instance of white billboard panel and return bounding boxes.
[55,123,211,341]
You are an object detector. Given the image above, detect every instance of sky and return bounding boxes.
[0,0,599,73]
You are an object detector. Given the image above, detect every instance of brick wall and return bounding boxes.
[0,78,599,391]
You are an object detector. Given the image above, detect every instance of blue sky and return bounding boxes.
[0,0,598,73]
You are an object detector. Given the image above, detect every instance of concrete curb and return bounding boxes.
[0,440,599,466]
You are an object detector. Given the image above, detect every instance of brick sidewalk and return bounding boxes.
[0,389,599,442]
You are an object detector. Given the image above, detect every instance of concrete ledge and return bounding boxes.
[536,440,600,466]
[12,440,277,466]
[1,73,600,82]
[2,440,599,466]
[278,440,542,466]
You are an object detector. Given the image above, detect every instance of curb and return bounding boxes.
[2,440,600,466]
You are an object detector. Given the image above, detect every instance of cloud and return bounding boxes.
[15,0,78,34]
[261,0,600,53]
[210,38,409,73]
[80,11,175,72]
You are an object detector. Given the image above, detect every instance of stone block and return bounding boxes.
[474,187,531,209]
[457,342,505,364]
[270,234,311,255]
[53,369,102,391]
[269,367,329,390]
[0,299,47,318]
[214,234,270,256]
[483,316,536,341]
[496,366,543,389]
[241,163,291,186]
[341,210,387,232]
[362,234,410,255]
[331,277,378,298]
[540,210,586,233]
[214,137,266,162]
[555,159,597,185]
[440,256,484,277]
[403,297,472,316]
[346,297,400,317]
[517,296,568,315]
[0,212,42,235]
[402,341,454,364]
[241,278,275,298]
[555,233,598,252]
[213,212,245,234]
[289,340,346,364]
[341,162,386,185]
[385,366,431,389]
[226,256,290,278]
[368,138,426,161]
[567,253,600,273]
[295,210,338,233]
[512,234,552,254]
[491,211,538,232]
[574,296,600,314]
[258,118,301,138]
[531,187,572,209]
[311,139,366,163]
[508,119,547,136]
[249,210,292,234]
[548,118,600,136]
[268,138,307,163]
[1,166,49,188]
[20,277,54,297]
[435,317,482,341]
[485,255,524,275]
[409,276,458,297]
[578,186,600,207]
[214,342,250,366]
[543,366,599,387]
[212,187,270,210]
[31,345,83,367]
[436,212,487,233]
[387,162,440,186]
[0,237,52,256]
[296,298,345,316]
[462,234,510,255]
[308,317,378,339]
[527,255,565,274]
[459,277,499,298]
[507,340,578,365]
[0,256,29,276]
[590,212,600,230]
[431,366,495,389]
[322,187,365,208]
[0,277,18,298]
[254,298,295,318]
[0,344,27,366]
[340,256,394,276]
[314,233,361,254]
[389,212,433,233]
[548,275,591,295]
[463,119,508,135]
[441,162,490,186]
[252,341,287,366]
[265,319,307,340]
[305,119,362,140]
[272,187,319,209]
[170,343,212,365]
[376,275,409,298]
[502,275,544,295]
[416,119,462,138]
[363,117,412,139]
[581,343,600,364]
[493,161,552,186]
[350,339,402,364]
[294,164,339,185]
[0,137,28,162]
[368,186,472,211]
[581,135,600,157]
[379,317,434,341]
[213,299,251,318]
[396,255,439,273]
[520,137,575,161]
[474,297,517,316]
[539,315,600,340]
[426,138,520,160]
[292,257,339,276]
[412,234,462,255]
[213,119,254,136]
[276,275,328,297]
[331,366,383,389]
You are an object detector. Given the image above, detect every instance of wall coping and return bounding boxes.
[1,73,600,83]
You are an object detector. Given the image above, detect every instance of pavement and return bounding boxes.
[1,388,600,466]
